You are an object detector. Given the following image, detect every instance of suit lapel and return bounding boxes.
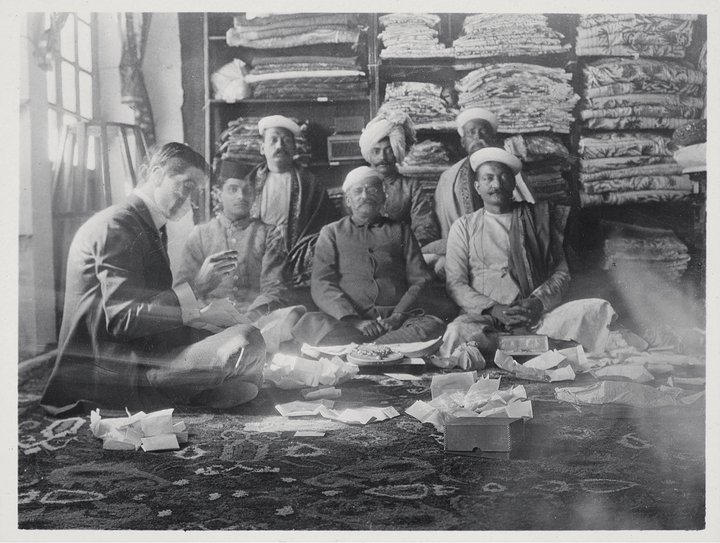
[126,194,172,270]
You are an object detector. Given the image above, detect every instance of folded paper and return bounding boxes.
[90,408,188,452]
[264,354,358,389]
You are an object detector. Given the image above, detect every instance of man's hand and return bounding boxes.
[188,298,249,332]
[489,303,532,327]
[379,313,406,332]
[193,250,238,297]
[510,296,544,325]
[345,317,385,339]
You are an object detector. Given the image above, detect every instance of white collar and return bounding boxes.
[133,188,167,231]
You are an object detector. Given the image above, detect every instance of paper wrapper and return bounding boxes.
[90,408,187,452]
[494,350,576,382]
[264,354,359,390]
[274,400,400,426]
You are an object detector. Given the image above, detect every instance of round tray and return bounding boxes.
[346,351,404,366]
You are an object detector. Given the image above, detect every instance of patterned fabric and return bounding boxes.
[576,14,696,58]
[18,362,706,530]
[379,82,458,128]
[580,190,691,207]
[579,163,682,182]
[453,14,570,58]
[456,63,579,134]
[227,14,362,49]
[578,133,673,159]
[583,58,705,92]
[119,13,155,147]
[378,13,453,59]
[582,175,692,195]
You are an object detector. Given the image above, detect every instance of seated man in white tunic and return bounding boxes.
[442,148,573,363]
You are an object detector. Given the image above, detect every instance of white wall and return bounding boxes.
[96,12,192,273]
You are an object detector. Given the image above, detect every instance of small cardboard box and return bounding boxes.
[445,417,525,459]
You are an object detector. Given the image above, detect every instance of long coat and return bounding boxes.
[40,194,240,414]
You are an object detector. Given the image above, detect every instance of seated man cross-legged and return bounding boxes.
[292,166,446,346]
[41,143,266,415]
[442,147,575,361]
[176,159,305,353]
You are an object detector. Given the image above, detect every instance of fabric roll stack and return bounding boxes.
[580,58,706,131]
[397,140,453,178]
[576,14,697,58]
[602,220,691,281]
[456,63,578,133]
[224,14,367,100]
[227,13,361,49]
[378,13,454,59]
[453,14,570,58]
[577,132,692,207]
[216,116,312,166]
[672,119,706,174]
[378,82,458,131]
[504,134,572,202]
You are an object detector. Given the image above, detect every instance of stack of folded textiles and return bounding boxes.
[398,140,453,178]
[225,14,368,100]
[227,13,362,49]
[576,14,697,58]
[504,134,572,202]
[602,220,691,281]
[378,82,458,131]
[453,14,570,58]
[217,116,312,166]
[577,132,692,207]
[378,13,454,59]
[456,63,578,133]
[580,58,706,131]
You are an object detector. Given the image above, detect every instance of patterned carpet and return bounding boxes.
[18,362,705,531]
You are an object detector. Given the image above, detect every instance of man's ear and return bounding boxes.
[148,165,163,186]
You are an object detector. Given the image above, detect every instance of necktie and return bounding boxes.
[159,224,168,254]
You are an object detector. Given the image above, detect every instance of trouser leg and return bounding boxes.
[374,315,446,344]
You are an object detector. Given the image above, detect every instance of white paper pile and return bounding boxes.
[90,408,187,452]
[264,354,358,390]
[406,373,533,431]
[274,400,400,426]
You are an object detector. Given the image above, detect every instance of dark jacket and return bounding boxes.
[40,194,204,415]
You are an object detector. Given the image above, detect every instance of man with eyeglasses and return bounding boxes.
[292,166,445,346]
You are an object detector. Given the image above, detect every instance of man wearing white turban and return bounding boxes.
[358,111,439,247]
[439,148,574,367]
[291,166,446,346]
[434,108,534,240]
[246,115,338,287]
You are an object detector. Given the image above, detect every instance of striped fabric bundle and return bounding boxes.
[378,82,458,131]
[504,134,572,202]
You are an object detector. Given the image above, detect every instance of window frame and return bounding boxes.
[46,12,99,163]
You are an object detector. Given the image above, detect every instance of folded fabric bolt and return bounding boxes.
[89,408,188,452]
[535,298,616,354]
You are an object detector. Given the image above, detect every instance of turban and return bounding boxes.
[216,160,251,183]
[456,108,499,136]
[469,147,522,175]
[358,110,416,165]
[342,166,382,193]
[258,115,301,137]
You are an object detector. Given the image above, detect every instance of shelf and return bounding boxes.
[209,97,371,105]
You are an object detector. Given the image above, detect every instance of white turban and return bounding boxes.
[258,115,301,137]
[358,110,415,165]
[456,108,499,136]
[342,166,382,192]
[469,147,522,175]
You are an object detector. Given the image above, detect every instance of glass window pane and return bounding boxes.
[62,114,79,166]
[60,16,76,62]
[46,66,56,104]
[61,61,77,112]
[79,70,93,118]
[77,21,92,71]
[48,109,58,162]
[87,134,96,170]
[77,11,91,24]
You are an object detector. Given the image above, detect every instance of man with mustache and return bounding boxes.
[292,166,445,346]
[441,147,571,366]
[358,110,439,247]
[434,108,534,240]
[246,115,337,286]
[177,159,305,353]
[41,144,266,415]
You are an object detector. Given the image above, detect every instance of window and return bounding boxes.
[46,12,98,164]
